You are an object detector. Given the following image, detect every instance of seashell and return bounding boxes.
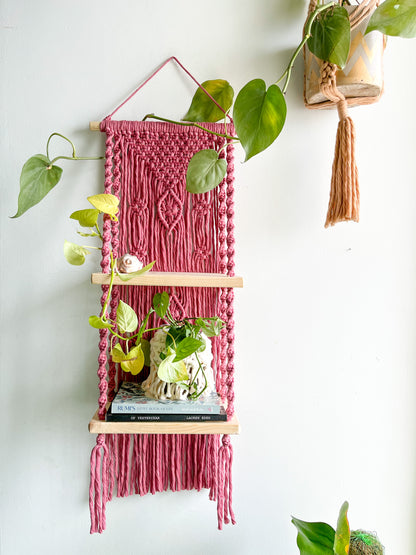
[117,254,143,274]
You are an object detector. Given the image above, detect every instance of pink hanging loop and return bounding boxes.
[105,56,233,123]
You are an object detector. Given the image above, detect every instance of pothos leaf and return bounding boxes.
[12,154,63,218]
[183,79,234,123]
[116,260,156,281]
[233,80,287,161]
[110,343,127,363]
[157,354,188,383]
[307,5,351,68]
[88,315,113,329]
[116,300,138,333]
[291,517,335,555]
[334,501,350,555]
[186,149,227,194]
[366,0,416,38]
[173,337,205,362]
[70,208,100,227]
[153,291,170,318]
[120,344,144,375]
[139,338,151,366]
[87,193,119,217]
[63,240,90,265]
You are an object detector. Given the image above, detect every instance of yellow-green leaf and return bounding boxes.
[183,79,234,123]
[63,240,90,265]
[120,345,145,375]
[334,501,350,555]
[158,354,188,383]
[70,208,100,227]
[87,193,119,216]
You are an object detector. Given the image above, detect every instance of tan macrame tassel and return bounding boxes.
[325,99,359,227]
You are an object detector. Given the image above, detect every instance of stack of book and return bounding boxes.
[106,381,227,422]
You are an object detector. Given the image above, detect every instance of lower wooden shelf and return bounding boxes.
[89,411,240,435]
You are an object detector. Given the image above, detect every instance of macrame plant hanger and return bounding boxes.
[304,0,384,227]
[89,57,237,534]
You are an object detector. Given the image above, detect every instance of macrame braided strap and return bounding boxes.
[305,1,381,227]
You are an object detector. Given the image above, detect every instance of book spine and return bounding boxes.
[110,403,221,415]
[106,412,227,422]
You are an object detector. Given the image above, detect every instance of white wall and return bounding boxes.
[1,1,415,553]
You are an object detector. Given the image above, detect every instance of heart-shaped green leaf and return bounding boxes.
[120,344,144,375]
[186,149,227,194]
[195,317,224,337]
[63,240,90,265]
[334,501,350,555]
[116,260,156,281]
[139,338,151,366]
[158,354,188,383]
[70,208,100,227]
[153,291,170,318]
[183,79,234,123]
[87,193,119,216]
[12,154,63,218]
[234,80,287,161]
[366,0,416,37]
[291,517,335,555]
[116,300,138,333]
[88,315,113,329]
[173,337,205,361]
[308,5,351,68]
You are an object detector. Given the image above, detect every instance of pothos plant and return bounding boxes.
[292,501,384,555]
[66,193,224,398]
[11,1,416,219]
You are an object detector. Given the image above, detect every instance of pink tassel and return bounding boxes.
[217,435,236,530]
[89,434,109,534]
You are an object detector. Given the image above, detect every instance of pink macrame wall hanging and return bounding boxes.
[89,58,238,534]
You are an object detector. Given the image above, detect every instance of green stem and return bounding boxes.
[275,1,337,94]
[190,351,208,399]
[48,154,104,167]
[101,252,116,320]
[142,113,239,142]
[46,132,76,160]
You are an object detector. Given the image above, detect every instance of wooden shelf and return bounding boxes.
[89,411,240,435]
[91,271,243,288]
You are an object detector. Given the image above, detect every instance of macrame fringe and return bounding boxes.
[325,100,359,227]
[89,433,234,533]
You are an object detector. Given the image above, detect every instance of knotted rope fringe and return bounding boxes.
[307,1,379,226]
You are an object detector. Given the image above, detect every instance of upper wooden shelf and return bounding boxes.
[89,411,240,435]
[91,271,243,288]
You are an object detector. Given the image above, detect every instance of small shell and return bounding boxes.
[117,254,143,274]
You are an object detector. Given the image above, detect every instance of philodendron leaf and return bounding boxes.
[120,344,144,375]
[183,79,234,123]
[12,154,63,218]
[116,260,156,282]
[88,315,113,329]
[70,208,100,227]
[116,300,138,333]
[63,240,90,265]
[87,193,119,217]
[153,291,170,318]
[234,80,287,161]
[334,501,350,555]
[173,337,205,362]
[186,149,227,194]
[158,354,188,383]
[366,0,416,37]
[308,5,351,68]
[195,317,224,337]
[291,517,335,555]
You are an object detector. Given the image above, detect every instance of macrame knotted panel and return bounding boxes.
[89,119,236,533]
[303,0,385,227]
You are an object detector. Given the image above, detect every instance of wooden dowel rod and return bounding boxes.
[90,121,101,131]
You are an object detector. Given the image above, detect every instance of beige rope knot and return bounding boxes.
[337,99,349,121]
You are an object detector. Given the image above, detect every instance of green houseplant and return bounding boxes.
[292,501,384,554]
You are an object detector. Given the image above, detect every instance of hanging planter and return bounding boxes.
[303,1,386,227]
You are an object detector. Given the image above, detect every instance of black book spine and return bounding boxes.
[106,412,227,422]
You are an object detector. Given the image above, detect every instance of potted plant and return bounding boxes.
[292,501,384,554]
